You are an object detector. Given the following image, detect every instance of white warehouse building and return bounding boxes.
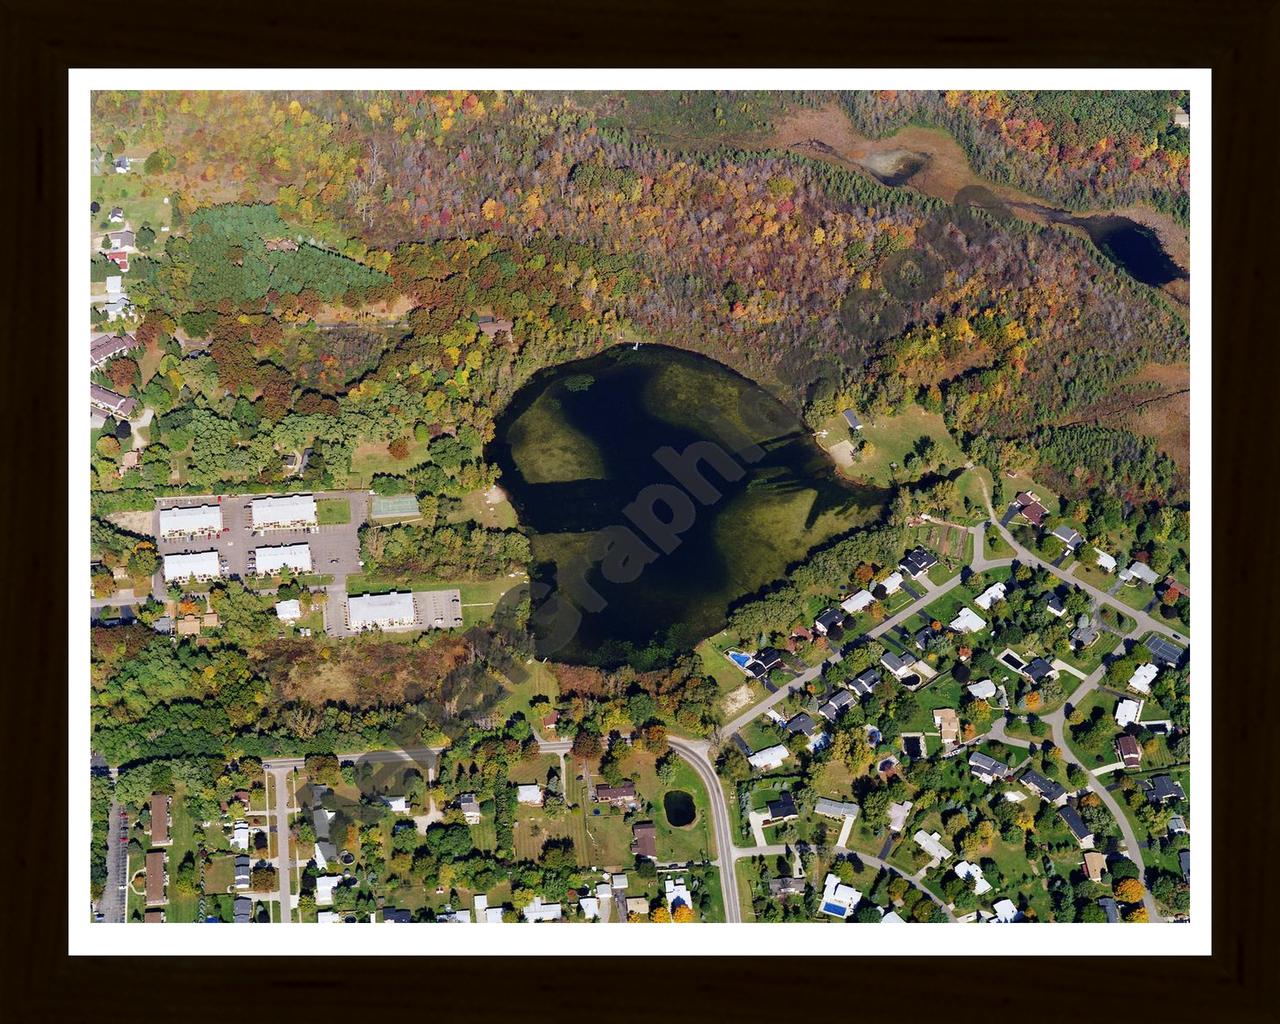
[250,493,317,530]
[348,592,417,631]
[163,550,221,583]
[158,504,223,538]
[254,543,313,576]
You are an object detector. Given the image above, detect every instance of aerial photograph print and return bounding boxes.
[80,77,1201,950]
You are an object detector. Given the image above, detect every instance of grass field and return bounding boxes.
[316,498,351,525]
[494,658,559,728]
[346,436,430,487]
[453,488,518,529]
[90,172,173,242]
[843,404,966,485]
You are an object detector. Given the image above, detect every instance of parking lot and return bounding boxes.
[154,490,369,587]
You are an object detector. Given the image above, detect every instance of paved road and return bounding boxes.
[979,481,1182,642]
[666,736,741,923]
[266,764,294,923]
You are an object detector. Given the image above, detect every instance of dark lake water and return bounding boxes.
[664,790,696,828]
[490,345,887,668]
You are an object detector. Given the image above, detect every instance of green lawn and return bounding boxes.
[846,404,966,486]
[316,497,352,525]
[983,528,1015,560]
[453,488,518,529]
[1114,582,1158,612]
[90,172,173,243]
[345,436,431,487]
[494,658,559,728]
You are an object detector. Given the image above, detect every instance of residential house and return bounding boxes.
[234,896,253,923]
[382,795,410,814]
[932,708,960,746]
[880,651,917,681]
[877,571,904,596]
[814,608,843,636]
[150,793,172,846]
[594,782,638,808]
[1115,734,1143,770]
[624,896,649,918]
[382,908,414,923]
[747,744,789,772]
[949,607,986,633]
[974,581,1007,610]
[113,155,131,173]
[1022,657,1057,684]
[968,752,1009,785]
[1179,850,1190,882]
[1094,548,1118,573]
[1141,775,1186,806]
[1071,615,1100,649]
[769,876,806,898]
[1097,897,1120,923]
[107,228,136,251]
[880,910,906,923]
[764,792,799,826]
[817,688,855,721]
[1014,492,1048,527]
[755,647,785,672]
[522,897,562,923]
[459,793,482,825]
[1046,594,1066,618]
[90,331,138,368]
[841,589,875,615]
[1115,698,1144,728]
[900,547,939,578]
[1051,525,1083,551]
[516,784,544,806]
[954,860,992,896]
[315,875,345,906]
[992,898,1021,923]
[274,599,302,623]
[475,314,515,339]
[785,712,824,749]
[144,909,165,924]
[664,877,693,913]
[145,851,167,907]
[234,854,250,889]
[913,829,953,863]
[1058,803,1095,848]
[1127,663,1159,695]
[630,821,658,860]
[438,908,472,923]
[541,710,559,733]
[90,383,137,417]
[1120,560,1160,586]
[841,409,862,431]
[577,896,600,920]
[231,821,250,851]
[1167,815,1189,836]
[814,798,860,822]
[848,667,883,696]
[966,679,997,701]
[1020,769,1066,805]
[818,873,862,919]
[887,801,914,833]
[1083,851,1108,883]
[108,206,125,222]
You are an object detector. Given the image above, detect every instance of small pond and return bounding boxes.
[663,789,696,828]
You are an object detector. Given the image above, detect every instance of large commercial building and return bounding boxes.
[250,493,317,531]
[162,550,221,583]
[254,543,313,576]
[348,592,417,631]
[158,503,224,538]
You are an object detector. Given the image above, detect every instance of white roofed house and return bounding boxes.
[249,493,317,531]
[948,607,986,634]
[1120,560,1160,586]
[347,591,418,632]
[1093,548,1118,573]
[818,873,862,919]
[967,679,997,701]
[522,897,562,923]
[275,600,302,623]
[877,571,904,596]
[747,744,789,772]
[913,829,953,864]
[162,550,221,583]
[1127,663,1159,695]
[1115,698,1144,728]
[974,581,1007,611]
[841,589,875,615]
[516,784,544,806]
[158,503,223,539]
[254,543,313,576]
[954,860,993,896]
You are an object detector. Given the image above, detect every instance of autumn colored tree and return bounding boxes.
[1124,905,1149,923]
[672,904,695,922]
[570,729,602,759]
[107,356,140,393]
[388,437,411,460]
[649,905,671,923]
[1114,877,1145,904]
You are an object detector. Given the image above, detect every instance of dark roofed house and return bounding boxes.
[90,332,138,369]
[818,688,855,721]
[1023,657,1056,684]
[1021,769,1066,804]
[1015,491,1049,526]
[764,792,798,825]
[1097,896,1120,923]
[1115,734,1142,770]
[755,647,785,672]
[475,315,515,339]
[383,907,414,923]
[1179,849,1190,882]
[785,712,820,740]
[880,651,916,680]
[594,781,638,808]
[968,751,1010,784]
[1058,803,1095,847]
[1046,594,1066,618]
[1141,775,1186,806]
[107,228,136,249]
[814,608,843,636]
[900,547,939,578]
[631,821,658,860]
[109,206,125,222]
[841,409,862,431]
[234,896,253,923]
[849,667,883,695]
[768,875,806,898]
[1051,525,1083,550]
